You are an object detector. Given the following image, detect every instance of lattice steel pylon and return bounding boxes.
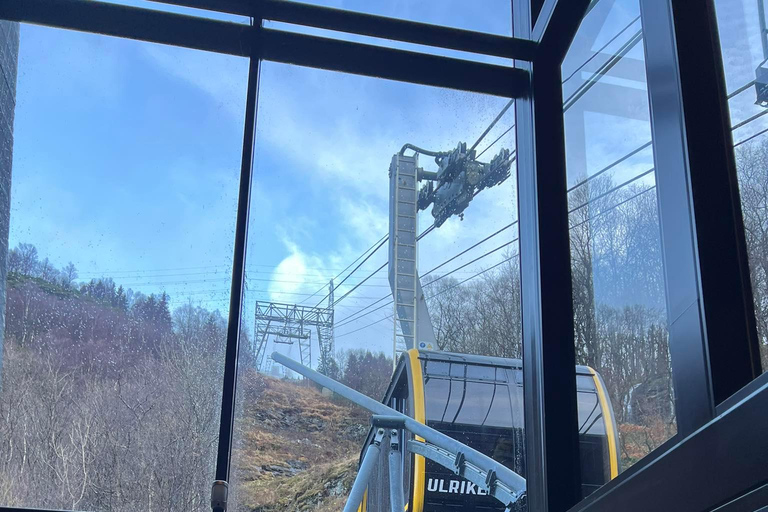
[254,288,334,372]
[317,279,335,374]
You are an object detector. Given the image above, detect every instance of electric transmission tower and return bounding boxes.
[254,280,335,373]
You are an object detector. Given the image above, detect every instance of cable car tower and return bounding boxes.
[388,142,513,361]
[389,153,436,360]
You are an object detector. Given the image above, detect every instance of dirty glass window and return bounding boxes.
[230,61,523,511]
[713,0,768,375]
[0,23,247,510]
[563,0,676,490]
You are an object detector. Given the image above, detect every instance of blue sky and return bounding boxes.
[11,24,247,301]
[8,0,768,365]
[9,10,519,363]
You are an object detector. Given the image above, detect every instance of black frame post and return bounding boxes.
[215,30,261,482]
[640,0,761,436]
[514,0,590,510]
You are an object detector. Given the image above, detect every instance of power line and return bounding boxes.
[426,170,658,300]
[469,18,643,183]
[562,15,642,85]
[79,261,397,276]
[423,238,518,288]
[567,141,652,193]
[335,295,391,326]
[476,127,515,160]
[470,99,515,153]
[569,184,656,231]
[79,272,391,288]
[427,254,516,301]
[336,165,664,329]
[335,299,394,329]
[735,125,768,147]
[313,235,389,308]
[731,108,768,131]
[728,79,756,99]
[335,237,519,329]
[329,224,437,308]
[568,168,655,214]
[565,78,765,195]
[168,288,386,300]
[563,29,643,112]
[332,262,388,307]
[335,313,394,339]
[302,234,389,306]
[422,221,518,278]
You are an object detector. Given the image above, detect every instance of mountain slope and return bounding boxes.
[233,370,369,512]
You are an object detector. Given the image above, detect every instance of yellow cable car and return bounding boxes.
[359,349,620,512]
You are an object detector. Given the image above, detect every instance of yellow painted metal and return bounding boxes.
[407,349,426,512]
[589,367,619,479]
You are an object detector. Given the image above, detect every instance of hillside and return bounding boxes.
[233,371,369,512]
[0,267,372,511]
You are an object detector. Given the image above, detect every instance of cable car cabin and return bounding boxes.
[358,350,620,512]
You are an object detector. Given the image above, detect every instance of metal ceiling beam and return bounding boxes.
[151,0,538,61]
[260,28,529,98]
[534,0,593,63]
[0,0,252,57]
[532,0,602,43]
[0,0,530,97]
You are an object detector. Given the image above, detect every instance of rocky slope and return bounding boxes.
[233,370,370,512]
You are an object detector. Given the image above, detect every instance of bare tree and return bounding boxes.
[735,140,768,369]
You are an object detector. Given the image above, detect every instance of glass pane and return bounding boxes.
[100,0,250,23]
[0,24,248,509]
[563,0,677,490]
[231,62,525,511]
[713,0,768,374]
[278,0,512,36]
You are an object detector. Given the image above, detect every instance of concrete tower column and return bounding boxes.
[0,20,19,386]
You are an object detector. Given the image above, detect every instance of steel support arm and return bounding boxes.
[271,352,527,503]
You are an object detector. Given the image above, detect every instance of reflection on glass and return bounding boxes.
[563,0,676,481]
[714,0,768,374]
[279,0,512,36]
[0,24,247,510]
[231,62,524,512]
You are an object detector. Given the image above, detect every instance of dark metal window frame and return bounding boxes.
[511,0,767,510]
[0,0,765,511]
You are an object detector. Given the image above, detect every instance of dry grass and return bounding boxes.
[619,417,677,467]
[239,457,357,512]
[233,370,368,511]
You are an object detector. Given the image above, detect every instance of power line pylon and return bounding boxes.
[254,281,334,373]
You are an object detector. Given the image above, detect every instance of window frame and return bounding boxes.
[0,0,765,511]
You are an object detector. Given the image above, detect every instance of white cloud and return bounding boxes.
[338,197,388,243]
[142,44,249,119]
